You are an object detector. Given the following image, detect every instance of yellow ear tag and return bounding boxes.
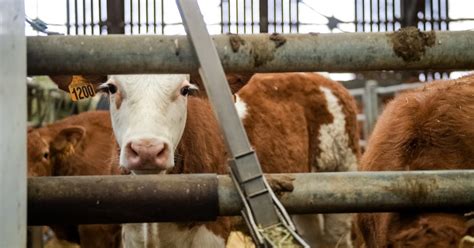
[68,76,96,102]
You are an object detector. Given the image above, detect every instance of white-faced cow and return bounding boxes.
[52,73,360,247]
[353,74,474,248]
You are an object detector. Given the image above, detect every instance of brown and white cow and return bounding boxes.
[353,74,474,248]
[27,111,122,248]
[85,72,357,247]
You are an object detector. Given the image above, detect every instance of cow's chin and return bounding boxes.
[131,169,168,175]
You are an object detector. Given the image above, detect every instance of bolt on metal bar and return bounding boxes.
[27,171,474,225]
[26,31,474,76]
[176,1,306,246]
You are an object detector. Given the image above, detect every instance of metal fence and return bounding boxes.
[50,0,471,35]
[354,0,451,32]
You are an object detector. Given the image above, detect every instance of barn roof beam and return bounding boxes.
[27,30,474,75]
[28,170,474,225]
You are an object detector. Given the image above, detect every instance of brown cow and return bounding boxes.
[50,73,360,247]
[353,74,474,248]
[97,72,360,247]
[27,111,122,248]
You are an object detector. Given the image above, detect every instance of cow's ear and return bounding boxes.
[52,126,86,153]
[48,75,108,92]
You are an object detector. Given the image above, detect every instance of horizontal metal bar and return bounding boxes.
[27,31,474,75]
[349,88,365,96]
[28,174,218,225]
[28,171,474,225]
[376,82,426,94]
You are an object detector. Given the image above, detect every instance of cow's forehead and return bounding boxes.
[110,74,190,92]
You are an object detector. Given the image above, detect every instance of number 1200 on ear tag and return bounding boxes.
[68,76,96,102]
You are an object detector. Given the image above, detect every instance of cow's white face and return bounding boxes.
[100,74,196,174]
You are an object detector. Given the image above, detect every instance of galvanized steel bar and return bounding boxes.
[27,30,474,75]
[1,0,27,245]
[28,171,474,225]
[28,174,218,225]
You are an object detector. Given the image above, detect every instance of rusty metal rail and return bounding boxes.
[27,30,474,75]
[28,170,474,225]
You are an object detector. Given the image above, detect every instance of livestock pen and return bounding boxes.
[2,0,474,247]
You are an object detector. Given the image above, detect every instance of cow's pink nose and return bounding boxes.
[125,138,170,171]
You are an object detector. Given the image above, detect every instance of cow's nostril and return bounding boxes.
[157,143,167,158]
[128,142,139,157]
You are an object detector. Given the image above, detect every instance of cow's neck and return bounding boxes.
[172,97,229,174]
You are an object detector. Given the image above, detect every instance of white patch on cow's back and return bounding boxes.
[316,87,357,172]
[159,223,225,248]
[234,94,248,120]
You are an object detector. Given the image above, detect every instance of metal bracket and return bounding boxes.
[176,0,308,247]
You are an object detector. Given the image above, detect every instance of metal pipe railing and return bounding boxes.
[28,171,474,225]
[27,30,474,75]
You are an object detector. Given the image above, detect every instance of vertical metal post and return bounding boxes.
[259,0,268,32]
[146,0,149,33]
[0,0,27,246]
[138,0,141,33]
[236,0,239,33]
[91,0,95,34]
[83,0,87,34]
[385,0,388,30]
[98,0,103,33]
[363,80,379,137]
[354,0,358,32]
[369,0,373,31]
[67,0,71,34]
[361,0,365,31]
[107,0,125,34]
[221,0,224,33]
[130,0,133,34]
[153,0,157,33]
[75,0,79,34]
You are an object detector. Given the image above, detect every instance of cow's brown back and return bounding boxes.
[173,73,360,247]
[354,74,474,248]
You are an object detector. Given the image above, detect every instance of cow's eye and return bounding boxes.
[180,86,191,96]
[43,152,49,160]
[98,83,118,94]
[179,84,198,96]
[108,84,118,94]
